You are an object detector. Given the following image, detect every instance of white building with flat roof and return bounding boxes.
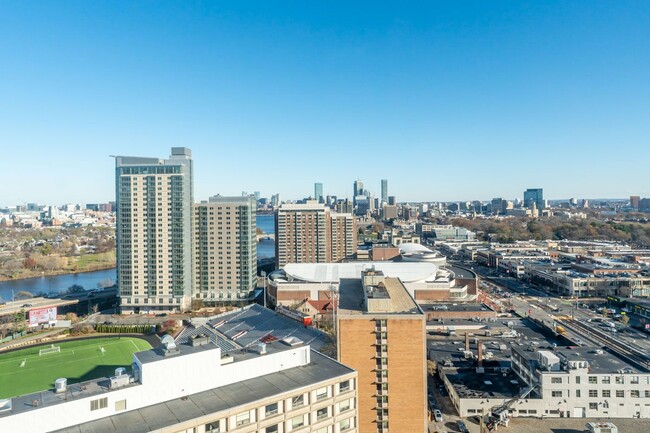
[0,338,358,433]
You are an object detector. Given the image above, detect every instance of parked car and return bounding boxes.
[433,409,443,422]
[456,420,469,433]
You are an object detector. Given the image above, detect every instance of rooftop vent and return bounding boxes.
[281,337,304,347]
[54,378,67,394]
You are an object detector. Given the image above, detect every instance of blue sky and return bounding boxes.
[1,1,649,206]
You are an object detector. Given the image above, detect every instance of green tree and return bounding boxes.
[67,284,85,293]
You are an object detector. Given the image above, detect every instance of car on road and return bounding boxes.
[456,420,469,433]
[433,409,443,422]
[21,303,32,308]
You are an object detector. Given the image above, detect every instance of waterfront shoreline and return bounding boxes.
[0,265,117,283]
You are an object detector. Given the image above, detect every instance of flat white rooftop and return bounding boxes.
[282,262,438,283]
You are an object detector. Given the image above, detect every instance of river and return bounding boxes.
[0,268,116,302]
[256,213,275,259]
[0,214,276,301]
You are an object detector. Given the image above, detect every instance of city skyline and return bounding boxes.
[1,2,649,204]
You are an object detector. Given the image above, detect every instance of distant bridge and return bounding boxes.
[257,233,275,241]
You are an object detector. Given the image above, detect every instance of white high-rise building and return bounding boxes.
[114,147,194,314]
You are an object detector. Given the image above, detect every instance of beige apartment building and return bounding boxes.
[337,269,427,433]
[193,195,257,303]
[114,147,194,314]
[275,202,357,268]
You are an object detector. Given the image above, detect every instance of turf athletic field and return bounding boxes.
[0,337,152,399]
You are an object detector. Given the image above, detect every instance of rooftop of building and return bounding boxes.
[276,262,438,284]
[2,337,325,421]
[427,318,566,369]
[52,350,353,433]
[337,277,422,316]
[178,304,331,352]
[277,202,328,211]
[445,370,529,399]
[444,265,477,280]
[555,346,644,374]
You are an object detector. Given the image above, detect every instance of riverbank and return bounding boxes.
[0,264,116,283]
[0,251,116,282]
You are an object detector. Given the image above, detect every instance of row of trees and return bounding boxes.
[94,324,154,334]
[448,217,650,246]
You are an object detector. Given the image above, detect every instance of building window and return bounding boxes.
[602,376,611,384]
[316,407,329,420]
[588,390,598,398]
[236,411,250,426]
[266,402,279,417]
[576,390,581,397]
[291,415,305,429]
[631,390,640,398]
[90,397,108,411]
[339,380,351,393]
[575,376,581,384]
[589,403,598,410]
[645,390,650,398]
[316,386,328,401]
[205,422,220,433]
[339,418,352,431]
[588,376,597,384]
[631,376,640,384]
[266,425,278,433]
[616,390,625,398]
[291,394,304,409]
[615,376,624,384]
[602,390,611,398]
[551,391,562,398]
[551,377,562,384]
[339,399,352,413]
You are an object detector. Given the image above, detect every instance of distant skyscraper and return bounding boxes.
[353,179,364,198]
[193,196,257,303]
[381,179,388,204]
[387,195,397,206]
[271,193,280,207]
[353,179,364,208]
[524,188,544,210]
[630,196,640,209]
[314,182,324,203]
[114,147,193,313]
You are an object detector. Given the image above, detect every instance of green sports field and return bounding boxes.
[0,337,152,399]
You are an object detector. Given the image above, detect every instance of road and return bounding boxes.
[460,260,650,371]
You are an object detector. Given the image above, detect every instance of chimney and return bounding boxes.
[478,340,484,367]
[465,332,470,351]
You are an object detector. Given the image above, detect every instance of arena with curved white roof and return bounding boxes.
[268,260,477,307]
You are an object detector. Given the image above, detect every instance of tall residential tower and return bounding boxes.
[193,195,257,303]
[114,147,193,313]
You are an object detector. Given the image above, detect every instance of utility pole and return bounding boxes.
[261,271,267,309]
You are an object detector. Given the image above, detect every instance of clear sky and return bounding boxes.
[1,1,649,206]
